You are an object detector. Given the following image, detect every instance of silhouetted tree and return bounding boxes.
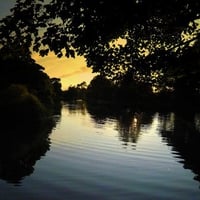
[63,81,88,100]
[63,86,78,100]
[0,48,62,108]
[77,81,87,90]
[1,0,200,106]
[76,81,87,99]
[51,78,62,100]
[87,75,114,102]
[115,72,154,108]
[0,48,63,132]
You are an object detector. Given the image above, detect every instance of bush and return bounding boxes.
[0,84,48,132]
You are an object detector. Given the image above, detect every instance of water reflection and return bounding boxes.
[2,99,200,193]
[0,115,60,186]
[86,101,200,185]
[65,100,87,115]
[86,103,154,146]
[116,113,141,145]
[159,112,200,182]
[116,112,154,146]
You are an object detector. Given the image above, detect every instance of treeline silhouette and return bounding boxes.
[62,74,200,112]
[1,0,199,101]
[1,1,200,114]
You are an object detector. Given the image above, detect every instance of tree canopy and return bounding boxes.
[0,0,200,90]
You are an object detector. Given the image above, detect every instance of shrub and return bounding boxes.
[0,84,48,132]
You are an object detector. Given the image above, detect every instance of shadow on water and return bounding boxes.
[0,113,61,186]
[159,111,200,183]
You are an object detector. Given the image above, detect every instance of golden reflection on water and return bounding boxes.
[51,102,160,150]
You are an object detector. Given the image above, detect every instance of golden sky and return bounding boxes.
[0,0,96,90]
[32,52,97,90]
[31,37,127,90]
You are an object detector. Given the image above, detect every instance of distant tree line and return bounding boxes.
[63,81,87,101]
[62,74,200,111]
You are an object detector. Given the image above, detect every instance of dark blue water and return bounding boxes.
[0,101,200,200]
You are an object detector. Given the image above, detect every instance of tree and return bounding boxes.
[0,48,60,108]
[62,81,87,100]
[77,81,87,90]
[87,75,114,101]
[1,0,200,91]
[50,78,62,99]
[62,86,78,100]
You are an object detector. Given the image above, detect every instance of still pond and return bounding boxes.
[0,101,200,200]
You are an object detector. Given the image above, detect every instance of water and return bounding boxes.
[0,101,200,200]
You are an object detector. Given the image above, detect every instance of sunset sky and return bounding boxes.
[32,52,96,90]
[0,0,97,90]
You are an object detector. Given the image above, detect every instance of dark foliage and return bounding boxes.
[62,81,87,100]
[0,49,62,132]
[0,0,200,108]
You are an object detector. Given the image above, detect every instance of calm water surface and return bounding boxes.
[0,101,200,200]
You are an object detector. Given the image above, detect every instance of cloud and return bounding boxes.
[59,66,91,78]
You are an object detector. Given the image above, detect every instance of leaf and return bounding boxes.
[57,52,63,58]
[69,50,75,58]
[39,49,49,57]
